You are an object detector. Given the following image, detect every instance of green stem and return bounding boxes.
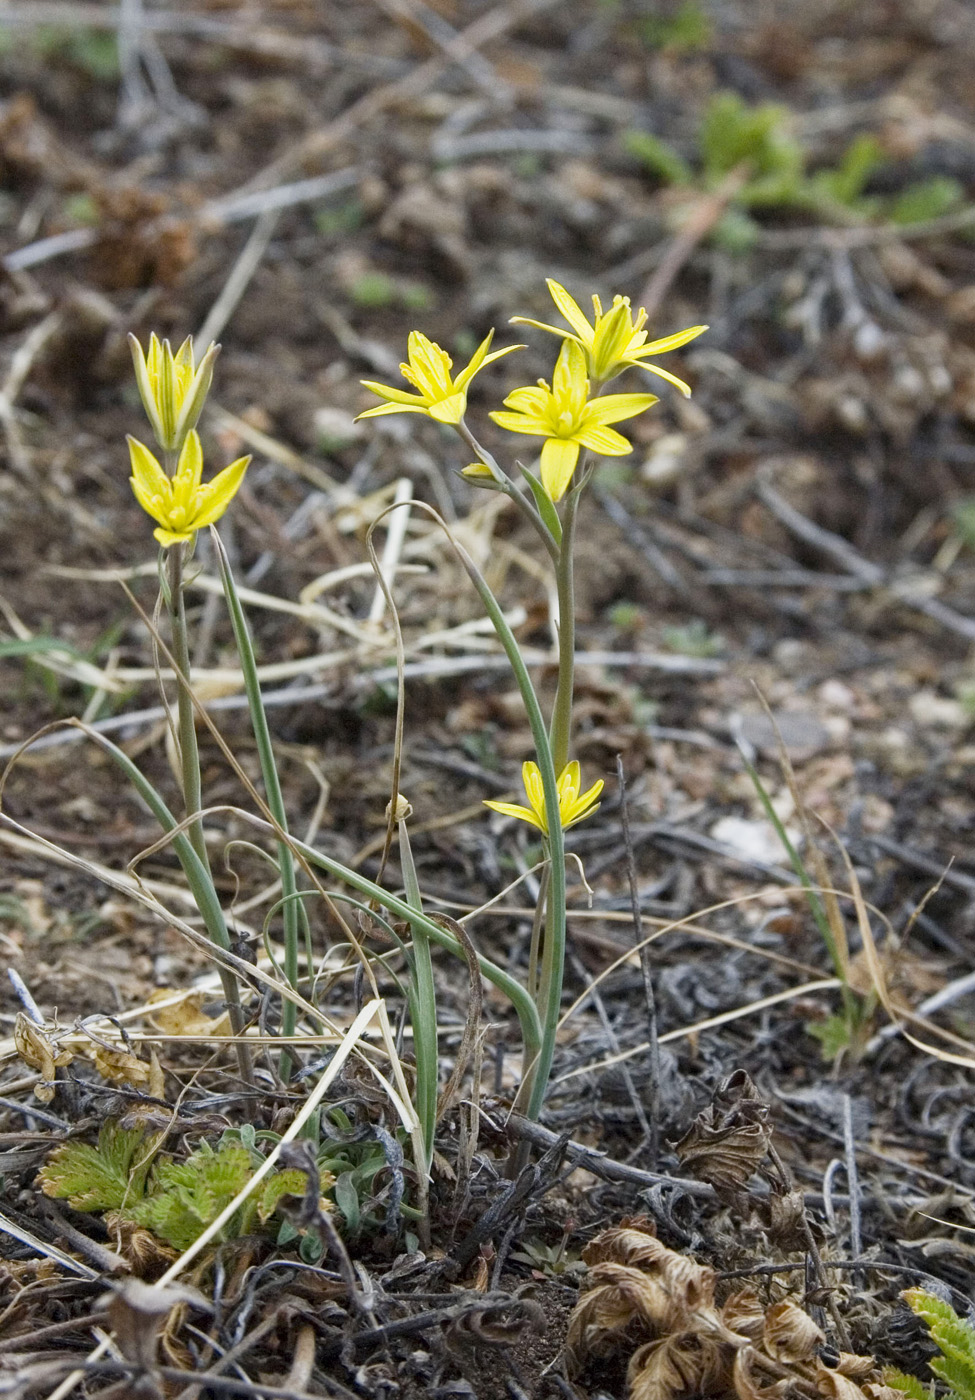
[549,489,579,775]
[166,542,207,870]
[397,813,437,1204]
[81,724,254,1087]
[453,420,559,563]
[442,529,566,1121]
[271,829,541,1066]
[212,532,301,1083]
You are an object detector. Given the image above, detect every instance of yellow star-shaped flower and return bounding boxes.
[357,329,522,425]
[128,430,250,547]
[484,760,603,836]
[512,278,707,391]
[490,339,657,501]
[128,332,220,453]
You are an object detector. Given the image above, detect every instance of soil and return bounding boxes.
[1,1,975,1397]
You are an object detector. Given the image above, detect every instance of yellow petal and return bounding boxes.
[427,391,467,424]
[483,798,545,831]
[628,360,694,397]
[127,435,169,498]
[584,392,658,425]
[540,436,581,502]
[574,424,633,456]
[546,279,595,342]
[188,454,250,530]
[356,401,430,419]
[641,324,708,355]
[154,525,193,547]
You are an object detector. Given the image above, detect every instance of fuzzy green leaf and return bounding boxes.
[903,1289,975,1400]
[37,1122,154,1212]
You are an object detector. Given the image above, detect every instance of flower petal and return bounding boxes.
[127,435,170,499]
[358,380,430,407]
[583,392,658,426]
[427,391,467,424]
[626,359,694,397]
[483,798,545,831]
[187,455,250,530]
[454,330,494,390]
[173,430,204,493]
[546,279,595,342]
[540,436,581,502]
[153,525,193,547]
[640,324,708,355]
[490,410,548,437]
[509,316,570,340]
[574,424,633,456]
[356,402,431,419]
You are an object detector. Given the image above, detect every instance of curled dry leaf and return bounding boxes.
[815,1366,876,1400]
[582,1218,667,1269]
[766,1188,808,1249]
[104,1213,178,1272]
[92,1045,165,1099]
[764,1299,826,1363]
[15,1014,73,1102]
[733,1345,792,1400]
[147,989,231,1038]
[674,1070,772,1194]
[566,1262,679,1369]
[834,1354,878,1380]
[629,1331,732,1400]
[722,1288,767,1342]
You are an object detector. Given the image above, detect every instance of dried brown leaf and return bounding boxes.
[566,1264,675,1371]
[15,1014,72,1101]
[815,1367,871,1400]
[147,990,231,1038]
[629,1331,731,1400]
[834,1355,878,1380]
[722,1288,767,1342]
[733,1346,791,1400]
[582,1220,715,1313]
[674,1071,772,1193]
[582,1218,665,1269]
[764,1300,825,1363]
[92,1045,156,1091]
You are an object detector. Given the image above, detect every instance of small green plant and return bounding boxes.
[886,1290,975,1400]
[511,1234,586,1279]
[33,25,120,81]
[625,92,971,250]
[38,1122,316,1252]
[737,743,871,1062]
[661,618,724,657]
[639,2,712,52]
[313,199,365,237]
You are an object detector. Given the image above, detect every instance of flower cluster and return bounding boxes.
[127,333,248,548]
[357,278,706,502]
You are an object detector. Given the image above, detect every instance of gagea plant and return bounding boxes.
[27,285,703,1245]
[356,280,706,1119]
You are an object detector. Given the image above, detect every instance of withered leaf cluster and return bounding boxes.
[674,1070,773,1196]
[565,1219,910,1400]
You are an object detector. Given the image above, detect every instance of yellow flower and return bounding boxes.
[128,332,220,453]
[357,329,522,425]
[512,278,707,391]
[484,760,603,836]
[490,339,657,502]
[128,431,250,547]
